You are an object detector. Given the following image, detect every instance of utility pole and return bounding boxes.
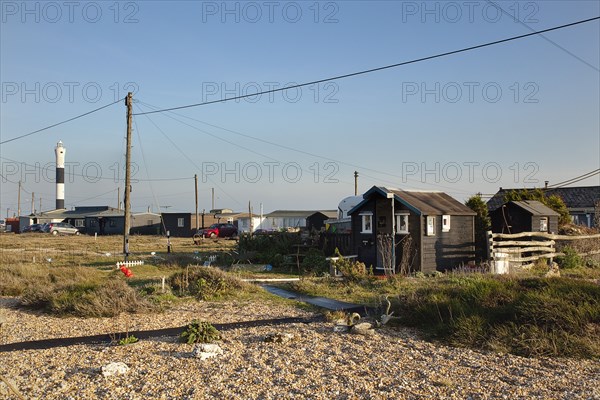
[194,174,199,232]
[31,192,35,214]
[39,197,42,213]
[354,171,359,196]
[249,200,253,236]
[211,187,215,211]
[17,181,21,217]
[117,187,121,210]
[123,92,133,261]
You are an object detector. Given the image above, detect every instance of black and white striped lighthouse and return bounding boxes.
[55,140,66,209]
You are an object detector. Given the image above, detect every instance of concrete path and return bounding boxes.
[261,285,368,315]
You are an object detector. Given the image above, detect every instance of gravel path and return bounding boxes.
[1,297,599,399]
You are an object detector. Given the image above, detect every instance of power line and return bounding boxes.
[547,169,600,189]
[67,188,118,207]
[0,156,192,182]
[0,97,124,145]
[138,101,475,194]
[133,104,245,208]
[135,102,357,185]
[134,16,599,116]
[486,0,599,72]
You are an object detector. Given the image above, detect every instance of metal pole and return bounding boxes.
[354,171,358,196]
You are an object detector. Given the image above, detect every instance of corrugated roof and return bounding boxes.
[349,186,475,216]
[389,189,476,216]
[510,200,559,216]
[487,186,600,211]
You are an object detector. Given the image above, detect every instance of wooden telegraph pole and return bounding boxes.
[17,181,21,217]
[123,92,133,261]
[195,174,199,232]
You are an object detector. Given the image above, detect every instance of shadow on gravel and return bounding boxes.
[0,317,320,352]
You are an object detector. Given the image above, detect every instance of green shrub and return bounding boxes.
[238,233,301,268]
[118,335,139,345]
[332,250,367,282]
[170,266,255,300]
[557,247,583,269]
[180,320,221,344]
[301,249,328,276]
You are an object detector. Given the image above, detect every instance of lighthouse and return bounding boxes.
[55,141,66,209]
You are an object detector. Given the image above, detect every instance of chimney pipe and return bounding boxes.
[544,181,549,189]
[354,171,359,196]
[55,141,66,209]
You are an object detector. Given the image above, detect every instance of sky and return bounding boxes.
[1,0,599,215]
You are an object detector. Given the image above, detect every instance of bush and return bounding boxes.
[332,249,367,281]
[557,246,583,269]
[21,279,154,317]
[301,249,329,276]
[170,266,255,300]
[238,233,301,268]
[180,320,221,344]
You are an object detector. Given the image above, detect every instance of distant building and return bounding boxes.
[235,213,267,233]
[264,210,336,231]
[490,200,559,234]
[21,206,161,235]
[487,186,600,228]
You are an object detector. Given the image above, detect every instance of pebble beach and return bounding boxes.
[1,298,599,399]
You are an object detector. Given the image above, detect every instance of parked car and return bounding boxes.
[20,223,44,233]
[197,223,238,239]
[43,222,80,235]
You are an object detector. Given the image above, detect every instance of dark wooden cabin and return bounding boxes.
[348,186,476,274]
[490,200,559,234]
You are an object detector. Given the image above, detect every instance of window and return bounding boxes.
[442,215,451,232]
[74,219,84,227]
[426,216,435,236]
[109,220,116,228]
[360,212,373,234]
[177,218,185,228]
[395,214,409,234]
[540,217,548,232]
[90,219,97,227]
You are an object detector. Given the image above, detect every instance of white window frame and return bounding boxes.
[395,213,409,234]
[360,212,373,234]
[74,219,84,227]
[426,216,436,236]
[442,215,451,232]
[177,217,185,228]
[539,217,548,232]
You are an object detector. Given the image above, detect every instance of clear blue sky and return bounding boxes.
[1,1,599,214]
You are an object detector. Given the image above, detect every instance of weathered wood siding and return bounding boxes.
[421,215,475,273]
[351,199,377,270]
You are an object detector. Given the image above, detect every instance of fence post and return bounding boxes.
[486,230,493,261]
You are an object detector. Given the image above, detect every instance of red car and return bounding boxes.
[198,223,238,239]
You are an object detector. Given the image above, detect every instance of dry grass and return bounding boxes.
[0,234,247,312]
